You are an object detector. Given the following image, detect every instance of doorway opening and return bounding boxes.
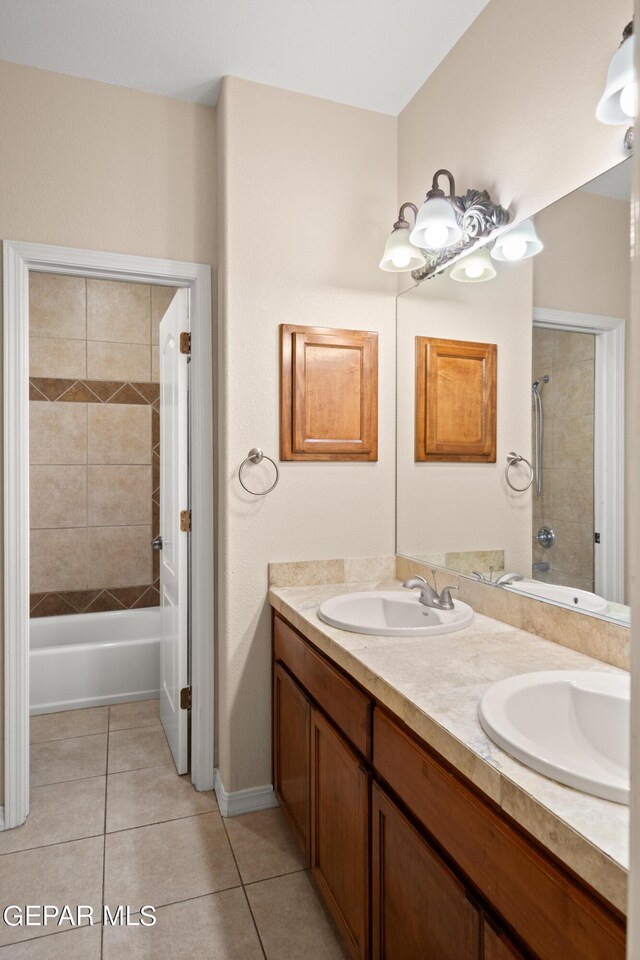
[2,241,214,831]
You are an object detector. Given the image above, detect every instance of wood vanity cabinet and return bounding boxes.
[272,612,626,960]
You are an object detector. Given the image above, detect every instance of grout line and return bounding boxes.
[0,921,103,952]
[100,705,110,960]
[105,808,217,838]
[217,807,268,959]
[242,866,308,888]
[0,830,106,859]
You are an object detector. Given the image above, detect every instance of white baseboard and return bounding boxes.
[214,769,279,818]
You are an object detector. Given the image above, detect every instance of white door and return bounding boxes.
[158,288,190,774]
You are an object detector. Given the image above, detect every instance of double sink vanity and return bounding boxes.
[269,559,628,960]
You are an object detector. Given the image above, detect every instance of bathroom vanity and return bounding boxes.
[270,581,627,960]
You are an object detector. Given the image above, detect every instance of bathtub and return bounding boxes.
[30,607,161,715]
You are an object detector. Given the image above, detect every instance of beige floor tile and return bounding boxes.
[0,925,101,958]
[30,734,107,787]
[109,698,160,731]
[0,837,103,946]
[30,707,108,743]
[106,764,217,832]
[246,871,349,960]
[224,807,307,883]
[108,726,172,774]
[103,888,264,960]
[0,777,105,855]
[105,813,240,909]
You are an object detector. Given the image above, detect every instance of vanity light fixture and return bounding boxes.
[450,246,496,283]
[491,218,543,262]
[379,203,427,272]
[596,21,635,150]
[381,167,510,281]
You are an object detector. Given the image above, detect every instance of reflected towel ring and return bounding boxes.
[505,451,533,492]
[239,448,280,496]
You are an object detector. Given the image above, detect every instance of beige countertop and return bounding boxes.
[269,577,629,914]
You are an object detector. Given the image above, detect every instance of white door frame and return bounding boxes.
[533,307,625,603]
[2,240,215,830]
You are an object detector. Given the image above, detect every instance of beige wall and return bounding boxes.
[0,60,216,803]
[534,189,630,318]
[396,263,533,574]
[217,77,397,792]
[398,0,632,295]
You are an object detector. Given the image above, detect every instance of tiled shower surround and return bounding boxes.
[531,327,595,591]
[29,273,176,617]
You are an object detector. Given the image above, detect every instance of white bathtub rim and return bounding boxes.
[30,689,162,716]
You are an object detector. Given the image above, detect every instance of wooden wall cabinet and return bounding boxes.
[272,612,626,960]
[415,336,497,462]
[280,324,378,461]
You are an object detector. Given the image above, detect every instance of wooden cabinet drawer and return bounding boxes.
[373,708,625,960]
[274,614,372,757]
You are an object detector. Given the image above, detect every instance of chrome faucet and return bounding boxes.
[472,569,524,587]
[402,571,458,611]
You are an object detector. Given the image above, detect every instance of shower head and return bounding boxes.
[532,375,550,390]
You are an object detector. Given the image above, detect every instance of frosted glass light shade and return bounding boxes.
[379,227,426,272]
[491,219,543,261]
[450,247,496,283]
[597,32,636,124]
[409,197,462,250]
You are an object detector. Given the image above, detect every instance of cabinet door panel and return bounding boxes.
[311,709,369,960]
[483,920,527,960]
[372,783,480,960]
[273,663,310,861]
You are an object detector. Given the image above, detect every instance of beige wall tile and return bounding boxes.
[545,468,594,524]
[30,465,87,529]
[551,357,595,418]
[532,327,554,372]
[87,279,151,344]
[88,465,151,526]
[30,337,86,378]
[151,345,159,382]
[553,330,595,367]
[552,415,594,470]
[87,525,151,588]
[31,527,87,592]
[30,402,87,465]
[88,404,151,464]
[87,341,151,381]
[268,559,345,587]
[29,272,86,341]
[151,285,177,345]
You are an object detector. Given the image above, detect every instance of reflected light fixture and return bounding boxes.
[380,167,510,281]
[379,203,427,272]
[596,21,635,150]
[491,218,543,262]
[450,247,496,283]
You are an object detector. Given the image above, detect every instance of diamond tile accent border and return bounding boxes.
[30,581,161,617]
[30,378,160,405]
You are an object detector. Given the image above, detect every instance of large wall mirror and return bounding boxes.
[396,156,630,627]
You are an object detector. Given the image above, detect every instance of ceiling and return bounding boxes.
[581,159,632,202]
[0,0,489,115]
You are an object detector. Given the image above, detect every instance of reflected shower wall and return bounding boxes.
[531,328,595,590]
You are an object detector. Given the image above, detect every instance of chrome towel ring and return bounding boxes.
[239,448,280,496]
[505,451,533,492]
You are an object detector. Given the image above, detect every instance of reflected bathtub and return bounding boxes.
[30,607,161,715]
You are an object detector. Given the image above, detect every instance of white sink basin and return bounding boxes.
[504,580,609,613]
[479,671,630,804]
[317,591,474,637]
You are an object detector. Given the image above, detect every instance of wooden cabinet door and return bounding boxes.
[372,783,480,960]
[483,920,527,960]
[311,709,369,960]
[273,663,311,862]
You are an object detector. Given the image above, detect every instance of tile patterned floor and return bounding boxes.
[0,700,349,958]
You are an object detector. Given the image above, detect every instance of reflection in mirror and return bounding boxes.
[396,158,630,626]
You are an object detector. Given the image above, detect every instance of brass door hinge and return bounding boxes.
[180,331,191,355]
[180,509,191,532]
[180,686,192,710]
